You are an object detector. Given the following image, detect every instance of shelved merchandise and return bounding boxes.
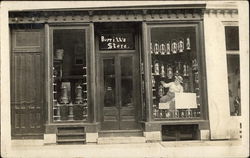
[150,27,201,120]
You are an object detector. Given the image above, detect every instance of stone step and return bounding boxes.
[99,130,143,137]
[57,138,86,145]
[97,136,146,144]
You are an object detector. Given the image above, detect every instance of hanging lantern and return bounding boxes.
[160,42,166,55]
[154,42,159,55]
[171,40,177,54]
[154,62,160,75]
[166,42,171,55]
[161,64,165,78]
[167,65,173,79]
[178,38,184,53]
[150,42,154,54]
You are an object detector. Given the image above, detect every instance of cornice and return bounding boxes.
[9,4,206,24]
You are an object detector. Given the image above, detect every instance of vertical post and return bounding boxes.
[89,23,96,123]
[44,23,52,124]
[142,22,153,122]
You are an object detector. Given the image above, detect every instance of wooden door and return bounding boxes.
[100,54,139,130]
[11,28,45,138]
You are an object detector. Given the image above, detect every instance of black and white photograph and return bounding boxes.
[0,1,249,158]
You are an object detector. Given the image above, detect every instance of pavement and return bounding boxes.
[2,140,249,158]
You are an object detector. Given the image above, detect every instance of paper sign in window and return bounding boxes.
[175,93,197,109]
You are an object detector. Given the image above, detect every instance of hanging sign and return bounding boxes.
[99,33,134,50]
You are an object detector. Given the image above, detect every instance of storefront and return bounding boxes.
[2,1,246,146]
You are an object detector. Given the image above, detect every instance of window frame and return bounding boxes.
[223,21,241,117]
[46,24,93,124]
[144,21,208,121]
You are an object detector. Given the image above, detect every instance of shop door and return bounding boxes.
[100,54,139,130]
[11,28,45,138]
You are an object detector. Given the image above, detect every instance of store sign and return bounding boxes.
[99,33,134,50]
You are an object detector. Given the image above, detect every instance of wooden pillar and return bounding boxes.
[89,23,97,123]
[142,22,153,122]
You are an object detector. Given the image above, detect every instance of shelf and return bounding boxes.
[54,75,86,80]
[121,76,132,79]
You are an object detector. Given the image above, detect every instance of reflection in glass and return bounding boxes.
[121,57,133,107]
[103,59,116,107]
[227,54,241,116]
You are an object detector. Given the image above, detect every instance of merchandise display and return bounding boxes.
[150,26,201,120]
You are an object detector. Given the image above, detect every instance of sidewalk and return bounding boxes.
[3,140,248,158]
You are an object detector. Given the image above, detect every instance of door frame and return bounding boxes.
[95,22,141,130]
[99,53,140,130]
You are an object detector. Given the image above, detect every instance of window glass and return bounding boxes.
[52,29,87,122]
[225,26,239,50]
[227,54,241,116]
[103,58,116,107]
[121,56,133,107]
[150,26,201,120]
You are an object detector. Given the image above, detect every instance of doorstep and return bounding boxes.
[97,136,146,144]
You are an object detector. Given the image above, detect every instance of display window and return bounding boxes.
[51,26,89,122]
[147,23,205,120]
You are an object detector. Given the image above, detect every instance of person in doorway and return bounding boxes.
[159,75,184,110]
